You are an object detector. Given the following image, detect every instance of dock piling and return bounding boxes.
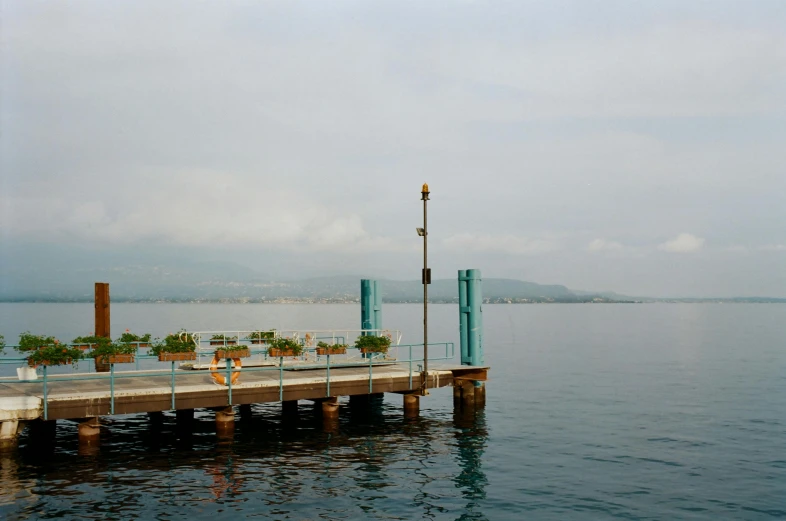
[282,400,298,417]
[0,420,22,453]
[457,269,486,410]
[78,417,100,445]
[403,394,419,417]
[215,406,235,436]
[321,397,339,420]
[176,409,194,432]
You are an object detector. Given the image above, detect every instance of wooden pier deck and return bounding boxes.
[0,363,487,422]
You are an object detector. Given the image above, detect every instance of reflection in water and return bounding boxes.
[453,408,489,521]
[207,450,243,501]
[0,401,491,520]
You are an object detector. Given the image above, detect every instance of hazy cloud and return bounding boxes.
[442,234,560,256]
[588,239,624,252]
[1,1,785,296]
[658,233,706,253]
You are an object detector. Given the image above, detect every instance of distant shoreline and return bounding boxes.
[1,298,783,304]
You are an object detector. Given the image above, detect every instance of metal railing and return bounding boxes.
[0,342,454,421]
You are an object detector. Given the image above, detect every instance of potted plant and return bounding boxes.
[246,330,275,345]
[214,344,250,359]
[354,335,391,355]
[316,341,347,355]
[210,334,238,346]
[267,337,303,357]
[27,344,84,368]
[72,334,109,351]
[150,332,197,361]
[118,329,153,347]
[90,340,137,365]
[18,332,59,353]
[0,334,4,355]
[17,332,82,368]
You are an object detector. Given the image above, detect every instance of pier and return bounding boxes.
[0,273,488,452]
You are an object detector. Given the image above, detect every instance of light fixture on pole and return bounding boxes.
[419,183,430,395]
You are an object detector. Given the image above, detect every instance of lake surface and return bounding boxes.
[0,303,784,520]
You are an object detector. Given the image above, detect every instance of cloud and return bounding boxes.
[658,233,705,253]
[442,234,560,255]
[587,239,624,252]
[760,244,786,252]
[1,2,784,296]
[0,168,404,253]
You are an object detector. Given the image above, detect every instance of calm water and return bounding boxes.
[0,303,784,520]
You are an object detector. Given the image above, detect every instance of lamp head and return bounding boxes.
[421,182,430,201]
[416,227,425,237]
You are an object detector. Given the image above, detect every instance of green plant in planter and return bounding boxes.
[0,334,5,355]
[316,341,347,355]
[18,332,81,367]
[117,331,152,344]
[27,344,83,368]
[268,337,303,356]
[89,341,137,359]
[149,331,196,356]
[210,334,238,345]
[354,335,391,353]
[246,330,275,343]
[18,332,59,353]
[72,335,112,349]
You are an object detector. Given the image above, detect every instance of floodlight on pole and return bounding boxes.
[420,183,430,395]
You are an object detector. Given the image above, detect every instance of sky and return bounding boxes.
[1,0,785,297]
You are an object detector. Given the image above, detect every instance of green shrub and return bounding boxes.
[89,341,136,358]
[268,337,303,356]
[247,330,275,340]
[210,334,237,341]
[317,341,347,350]
[150,330,196,356]
[18,332,59,353]
[27,345,83,367]
[72,335,112,348]
[354,335,391,353]
[117,331,152,343]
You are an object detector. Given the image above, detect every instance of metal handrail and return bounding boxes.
[0,342,455,421]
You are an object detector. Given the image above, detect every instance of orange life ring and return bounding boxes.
[210,355,242,386]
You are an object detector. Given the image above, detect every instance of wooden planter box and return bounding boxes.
[316,347,347,355]
[74,344,95,351]
[158,352,197,362]
[136,342,151,348]
[210,340,238,346]
[359,348,389,355]
[215,348,250,359]
[249,339,271,345]
[268,348,301,357]
[28,358,72,368]
[95,354,135,364]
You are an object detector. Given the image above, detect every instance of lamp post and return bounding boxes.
[417,183,430,395]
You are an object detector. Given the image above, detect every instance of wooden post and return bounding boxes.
[403,393,420,417]
[78,417,100,443]
[94,283,110,339]
[216,406,235,437]
[282,400,299,416]
[321,397,339,420]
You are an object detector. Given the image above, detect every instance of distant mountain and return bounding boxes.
[2,247,780,302]
[0,256,623,302]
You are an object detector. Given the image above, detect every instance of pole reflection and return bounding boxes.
[453,408,489,521]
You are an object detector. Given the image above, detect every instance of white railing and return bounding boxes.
[188,329,402,366]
